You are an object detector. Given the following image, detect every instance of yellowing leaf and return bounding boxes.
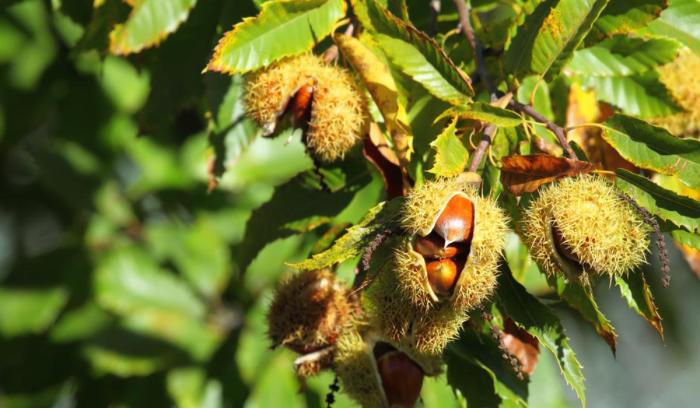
[109,0,198,55]
[206,0,346,74]
[429,117,468,177]
[334,33,414,164]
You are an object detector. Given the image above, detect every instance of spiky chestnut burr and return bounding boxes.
[652,50,700,137]
[333,327,440,408]
[397,178,508,310]
[521,175,651,283]
[267,269,351,359]
[244,54,369,162]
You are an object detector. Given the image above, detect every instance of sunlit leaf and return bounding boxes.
[366,0,473,98]
[206,0,347,74]
[570,36,680,77]
[616,169,700,233]
[648,0,700,54]
[588,0,667,42]
[603,115,700,188]
[505,0,609,81]
[428,117,468,177]
[334,33,413,163]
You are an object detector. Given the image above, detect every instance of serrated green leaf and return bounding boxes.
[570,36,680,77]
[109,0,198,55]
[288,199,402,271]
[583,71,680,117]
[496,263,586,406]
[375,34,469,104]
[436,102,523,127]
[616,169,700,233]
[603,115,700,187]
[447,320,530,406]
[428,117,468,177]
[445,346,504,408]
[547,275,618,353]
[366,0,473,97]
[505,0,610,81]
[615,272,664,339]
[0,287,68,337]
[671,228,700,249]
[588,0,667,42]
[206,0,347,74]
[648,0,700,54]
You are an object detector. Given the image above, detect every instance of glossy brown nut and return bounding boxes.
[413,233,461,259]
[289,83,314,128]
[425,258,458,298]
[434,195,474,247]
[376,351,424,408]
[551,221,581,265]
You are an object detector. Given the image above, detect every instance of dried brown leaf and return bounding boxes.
[500,154,596,195]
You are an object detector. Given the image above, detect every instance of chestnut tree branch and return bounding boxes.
[510,100,578,159]
[452,0,496,99]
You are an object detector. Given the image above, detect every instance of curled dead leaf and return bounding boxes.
[363,123,410,198]
[500,154,596,195]
[501,318,540,376]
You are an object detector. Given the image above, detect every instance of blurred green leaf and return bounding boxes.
[671,229,700,249]
[109,0,198,55]
[236,163,370,271]
[50,302,112,342]
[0,287,68,336]
[289,198,401,271]
[648,0,700,54]
[100,56,150,113]
[167,367,223,408]
[95,246,205,318]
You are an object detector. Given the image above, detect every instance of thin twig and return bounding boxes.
[510,100,578,159]
[452,0,496,98]
[468,125,496,172]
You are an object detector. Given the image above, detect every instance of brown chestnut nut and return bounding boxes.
[288,82,314,128]
[425,258,458,298]
[551,221,581,265]
[413,232,462,260]
[434,194,474,247]
[377,350,424,408]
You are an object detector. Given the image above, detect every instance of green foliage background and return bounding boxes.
[0,0,699,407]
